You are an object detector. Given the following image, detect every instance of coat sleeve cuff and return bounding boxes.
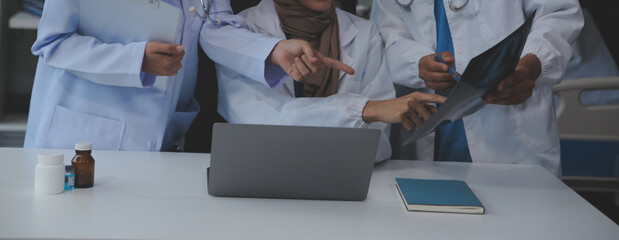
[521,44,556,87]
[132,41,154,88]
[264,64,287,88]
[354,97,371,128]
[387,42,433,89]
[140,72,157,87]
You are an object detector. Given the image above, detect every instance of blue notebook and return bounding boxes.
[395,178,485,214]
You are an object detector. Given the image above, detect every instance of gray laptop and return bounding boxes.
[208,123,381,201]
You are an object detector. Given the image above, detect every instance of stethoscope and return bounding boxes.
[189,0,221,24]
[397,0,469,12]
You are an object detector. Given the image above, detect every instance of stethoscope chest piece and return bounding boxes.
[190,0,216,22]
[448,0,469,12]
[396,0,413,8]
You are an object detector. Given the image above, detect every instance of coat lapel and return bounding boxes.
[336,9,357,81]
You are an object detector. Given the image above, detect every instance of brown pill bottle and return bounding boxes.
[71,142,95,188]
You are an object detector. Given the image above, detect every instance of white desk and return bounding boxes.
[0,147,617,239]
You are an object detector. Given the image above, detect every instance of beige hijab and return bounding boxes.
[273,0,340,97]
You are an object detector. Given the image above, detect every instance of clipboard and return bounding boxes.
[78,0,181,44]
[78,0,182,92]
[402,11,536,146]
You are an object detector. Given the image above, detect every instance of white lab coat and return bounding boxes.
[371,0,584,176]
[216,0,396,162]
[24,0,285,151]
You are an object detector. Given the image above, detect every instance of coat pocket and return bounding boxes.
[513,88,559,153]
[43,105,126,150]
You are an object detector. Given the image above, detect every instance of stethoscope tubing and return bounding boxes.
[396,0,469,12]
[193,0,213,21]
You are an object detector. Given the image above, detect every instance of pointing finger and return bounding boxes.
[316,52,355,75]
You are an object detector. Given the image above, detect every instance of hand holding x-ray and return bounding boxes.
[402,11,536,146]
[419,51,458,94]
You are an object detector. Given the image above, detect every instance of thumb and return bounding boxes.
[152,42,182,54]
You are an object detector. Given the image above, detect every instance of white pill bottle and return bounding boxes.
[34,153,65,194]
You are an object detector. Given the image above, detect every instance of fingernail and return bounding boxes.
[176,46,183,51]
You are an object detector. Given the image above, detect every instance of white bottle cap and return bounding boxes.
[75,142,93,151]
[35,153,65,194]
[37,153,64,165]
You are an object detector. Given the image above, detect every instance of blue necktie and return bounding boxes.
[433,0,472,162]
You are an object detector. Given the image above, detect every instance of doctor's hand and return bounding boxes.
[142,42,185,76]
[483,54,541,105]
[269,39,355,82]
[419,52,457,94]
[362,92,446,130]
